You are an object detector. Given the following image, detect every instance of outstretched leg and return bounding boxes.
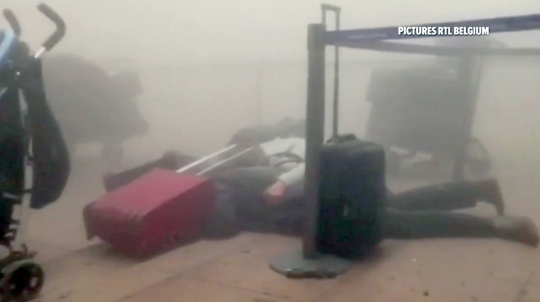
[102,150,197,192]
[384,209,539,246]
[387,178,504,215]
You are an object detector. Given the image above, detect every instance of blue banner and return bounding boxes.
[324,14,540,45]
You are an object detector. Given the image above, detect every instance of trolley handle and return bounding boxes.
[321,4,341,13]
[37,3,66,51]
[2,9,21,36]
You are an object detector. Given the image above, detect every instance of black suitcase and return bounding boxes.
[316,134,386,258]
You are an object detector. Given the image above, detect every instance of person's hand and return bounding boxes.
[264,180,287,206]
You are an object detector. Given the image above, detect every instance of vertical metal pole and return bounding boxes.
[321,4,341,139]
[452,55,475,180]
[302,23,326,258]
[332,14,340,138]
[255,64,263,125]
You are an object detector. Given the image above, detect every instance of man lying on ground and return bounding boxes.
[102,123,539,247]
[102,118,305,191]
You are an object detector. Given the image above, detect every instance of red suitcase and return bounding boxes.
[83,168,216,257]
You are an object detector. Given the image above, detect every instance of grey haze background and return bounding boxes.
[2,0,539,63]
[2,0,539,165]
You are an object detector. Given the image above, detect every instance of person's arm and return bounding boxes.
[277,163,305,188]
[264,163,305,205]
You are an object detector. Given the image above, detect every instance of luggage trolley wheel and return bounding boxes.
[465,136,491,176]
[0,262,45,302]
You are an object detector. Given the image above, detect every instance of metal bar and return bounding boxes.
[328,41,540,57]
[254,65,263,125]
[452,55,485,180]
[452,56,475,180]
[332,13,340,138]
[303,23,326,258]
[13,94,32,250]
[175,145,237,174]
[196,147,254,176]
[323,14,540,44]
[321,3,342,139]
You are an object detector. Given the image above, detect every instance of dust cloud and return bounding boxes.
[2,0,540,285]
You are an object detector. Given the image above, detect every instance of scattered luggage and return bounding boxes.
[316,134,387,258]
[310,41,387,258]
[84,169,216,257]
[84,145,253,257]
[102,151,198,192]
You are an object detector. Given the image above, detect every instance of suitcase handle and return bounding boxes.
[176,145,237,174]
[196,147,254,176]
[175,145,255,176]
[321,3,341,140]
[326,133,356,144]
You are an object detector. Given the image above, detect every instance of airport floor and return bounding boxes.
[26,153,540,302]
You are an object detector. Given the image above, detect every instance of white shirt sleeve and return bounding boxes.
[277,162,305,187]
[258,137,306,189]
[259,138,306,160]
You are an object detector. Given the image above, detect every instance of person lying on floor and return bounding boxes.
[102,134,539,247]
[102,118,305,191]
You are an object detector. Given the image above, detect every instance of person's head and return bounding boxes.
[224,130,267,167]
[229,129,258,148]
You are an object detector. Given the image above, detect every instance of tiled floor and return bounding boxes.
[25,153,540,302]
[37,233,539,302]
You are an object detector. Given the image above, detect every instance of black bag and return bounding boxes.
[22,58,71,208]
[316,134,386,258]
[1,46,70,209]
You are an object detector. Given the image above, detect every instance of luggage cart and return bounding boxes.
[365,42,497,177]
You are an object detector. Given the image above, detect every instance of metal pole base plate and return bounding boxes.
[269,249,353,279]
